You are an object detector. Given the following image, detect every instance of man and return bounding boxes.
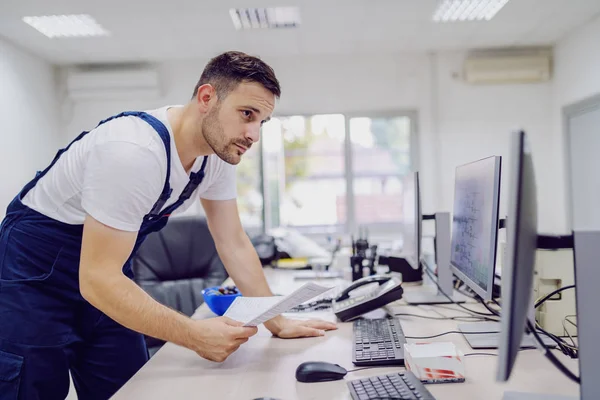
[0,51,337,400]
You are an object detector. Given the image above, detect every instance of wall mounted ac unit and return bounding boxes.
[464,50,552,84]
[65,65,161,100]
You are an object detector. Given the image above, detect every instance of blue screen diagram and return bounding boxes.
[451,173,494,292]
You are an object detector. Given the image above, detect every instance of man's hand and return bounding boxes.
[80,215,256,362]
[200,200,336,340]
[264,316,338,339]
[190,317,258,362]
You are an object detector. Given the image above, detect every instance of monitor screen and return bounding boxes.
[496,131,538,382]
[450,156,502,300]
[401,172,421,269]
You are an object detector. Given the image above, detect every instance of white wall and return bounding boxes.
[555,14,600,114]
[434,52,554,231]
[60,51,557,231]
[553,13,600,232]
[0,38,61,216]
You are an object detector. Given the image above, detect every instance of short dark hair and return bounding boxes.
[192,51,281,100]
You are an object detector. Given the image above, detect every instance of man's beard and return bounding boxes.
[201,106,251,165]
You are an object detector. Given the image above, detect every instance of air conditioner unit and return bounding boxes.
[66,65,161,100]
[464,51,552,84]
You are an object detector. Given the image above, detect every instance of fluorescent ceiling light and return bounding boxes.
[433,0,510,22]
[229,7,300,30]
[22,14,110,38]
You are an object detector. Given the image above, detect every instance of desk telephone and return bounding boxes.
[332,275,404,322]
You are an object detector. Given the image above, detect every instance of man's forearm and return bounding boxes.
[80,269,196,350]
[216,233,274,297]
[216,233,287,333]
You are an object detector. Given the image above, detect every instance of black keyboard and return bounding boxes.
[353,317,406,366]
[348,371,437,400]
[289,298,333,312]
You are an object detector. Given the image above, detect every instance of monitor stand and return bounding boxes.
[458,322,557,349]
[404,212,466,305]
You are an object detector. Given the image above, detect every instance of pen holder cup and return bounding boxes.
[201,286,243,316]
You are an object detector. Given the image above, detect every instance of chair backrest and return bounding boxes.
[132,215,228,318]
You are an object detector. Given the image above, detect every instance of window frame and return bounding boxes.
[250,109,419,237]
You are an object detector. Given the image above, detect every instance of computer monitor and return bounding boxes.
[378,172,423,283]
[496,130,538,382]
[402,210,470,305]
[495,131,578,399]
[450,155,502,301]
[448,155,506,349]
[401,171,421,270]
[453,137,558,351]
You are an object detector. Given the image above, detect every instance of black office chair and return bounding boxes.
[131,215,229,356]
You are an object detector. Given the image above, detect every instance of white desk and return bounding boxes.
[111,268,580,400]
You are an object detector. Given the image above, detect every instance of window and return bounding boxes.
[236,142,263,231]
[262,114,346,232]
[350,116,412,225]
[235,111,417,235]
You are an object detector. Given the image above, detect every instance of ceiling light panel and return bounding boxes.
[22,14,110,38]
[432,0,511,22]
[230,7,301,30]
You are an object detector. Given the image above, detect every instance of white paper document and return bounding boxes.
[223,282,333,326]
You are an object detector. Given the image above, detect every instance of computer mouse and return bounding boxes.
[295,361,348,383]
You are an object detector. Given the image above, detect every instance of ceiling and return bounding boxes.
[2,0,600,65]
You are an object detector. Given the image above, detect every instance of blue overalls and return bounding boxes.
[0,111,208,400]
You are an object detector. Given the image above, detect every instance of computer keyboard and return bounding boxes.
[348,371,437,400]
[288,298,333,312]
[353,317,406,366]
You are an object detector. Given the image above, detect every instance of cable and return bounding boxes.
[455,286,475,299]
[535,323,577,351]
[526,319,580,384]
[394,313,455,321]
[487,295,578,358]
[454,279,478,299]
[463,349,538,357]
[415,304,496,322]
[427,303,484,315]
[426,304,499,322]
[422,267,498,318]
[446,302,496,318]
[480,298,501,317]
[416,260,579,376]
[535,323,578,359]
[534,285,575,308]
[455,302,498,318]
[564,315,577,328]
[405,330,497,340]
[415,266,575,356]
[403,319,575,360]
[561,317,578,351]
[393,313,493,322]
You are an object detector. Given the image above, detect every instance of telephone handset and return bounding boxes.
[332,274,404,322]
[335,275,394,302]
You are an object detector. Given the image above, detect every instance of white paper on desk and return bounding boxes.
[223,282,333,326]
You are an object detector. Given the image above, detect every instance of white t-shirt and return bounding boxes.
[22,106,237,232]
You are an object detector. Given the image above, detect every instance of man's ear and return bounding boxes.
[195,84,217,112]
